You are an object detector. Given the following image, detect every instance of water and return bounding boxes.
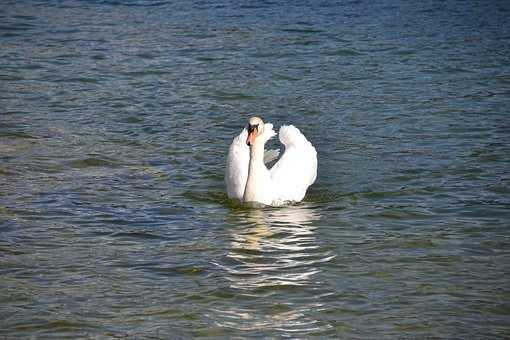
[1,0,510,338]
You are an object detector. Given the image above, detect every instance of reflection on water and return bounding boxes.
[211,205,335,333]
[224,205,333,289]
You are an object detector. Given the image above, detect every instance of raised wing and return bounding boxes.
[270,125,317,203]
[225,128,250,200]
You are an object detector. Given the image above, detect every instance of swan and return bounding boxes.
[225,117,317,206]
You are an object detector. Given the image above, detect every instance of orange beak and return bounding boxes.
[246,130,257,146]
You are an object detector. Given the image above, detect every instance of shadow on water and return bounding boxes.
[183,186,355,209]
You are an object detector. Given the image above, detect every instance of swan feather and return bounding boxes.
[225,121,317,206]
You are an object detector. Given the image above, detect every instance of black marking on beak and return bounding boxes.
[247,124,259,134]
[246,124,259,146]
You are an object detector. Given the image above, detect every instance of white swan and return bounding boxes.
[225,117,317,206]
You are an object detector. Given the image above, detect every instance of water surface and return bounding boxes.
[1,0,510,338]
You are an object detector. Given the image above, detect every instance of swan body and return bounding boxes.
[225,117,317,206]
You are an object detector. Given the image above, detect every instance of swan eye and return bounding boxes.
[248,124,259,133]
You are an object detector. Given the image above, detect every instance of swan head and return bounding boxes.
[246,116,264,146]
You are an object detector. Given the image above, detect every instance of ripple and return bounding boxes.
[0,23,36,32]
[68,157,117,168]
[205,90,257,101]
[55,77,100,84]
[217,206,334,292]
[321,48,363,56]
[1,0,509,338]
[109,231,166,240]
[280,27,324,34]
[122,69,173,77]
[208,304,334,335]
[12,319,97,333]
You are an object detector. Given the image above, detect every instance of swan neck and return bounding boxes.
[249,140,265,164]
[243,140,267,203]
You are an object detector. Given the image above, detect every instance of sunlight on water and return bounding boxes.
[220,205,333,289]
[210,205,335,333]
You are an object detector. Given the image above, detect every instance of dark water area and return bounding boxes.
[1,0,510,338]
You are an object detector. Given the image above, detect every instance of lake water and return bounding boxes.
[1,0,510,338]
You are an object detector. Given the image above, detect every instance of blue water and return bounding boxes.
[1,0,510,338]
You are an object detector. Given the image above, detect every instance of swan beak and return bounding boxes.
[246,130,256,146]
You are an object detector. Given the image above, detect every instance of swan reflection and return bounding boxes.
[223,204,334,290]
[211,204,335,333]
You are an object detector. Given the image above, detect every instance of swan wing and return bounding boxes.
[225,128,249,200]
[270,125,317,203]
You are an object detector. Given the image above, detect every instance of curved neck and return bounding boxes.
[249,139,265,165]
[243,140,266,202]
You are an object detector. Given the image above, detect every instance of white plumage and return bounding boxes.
[225,118,317,206]
[225,128,250,200]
